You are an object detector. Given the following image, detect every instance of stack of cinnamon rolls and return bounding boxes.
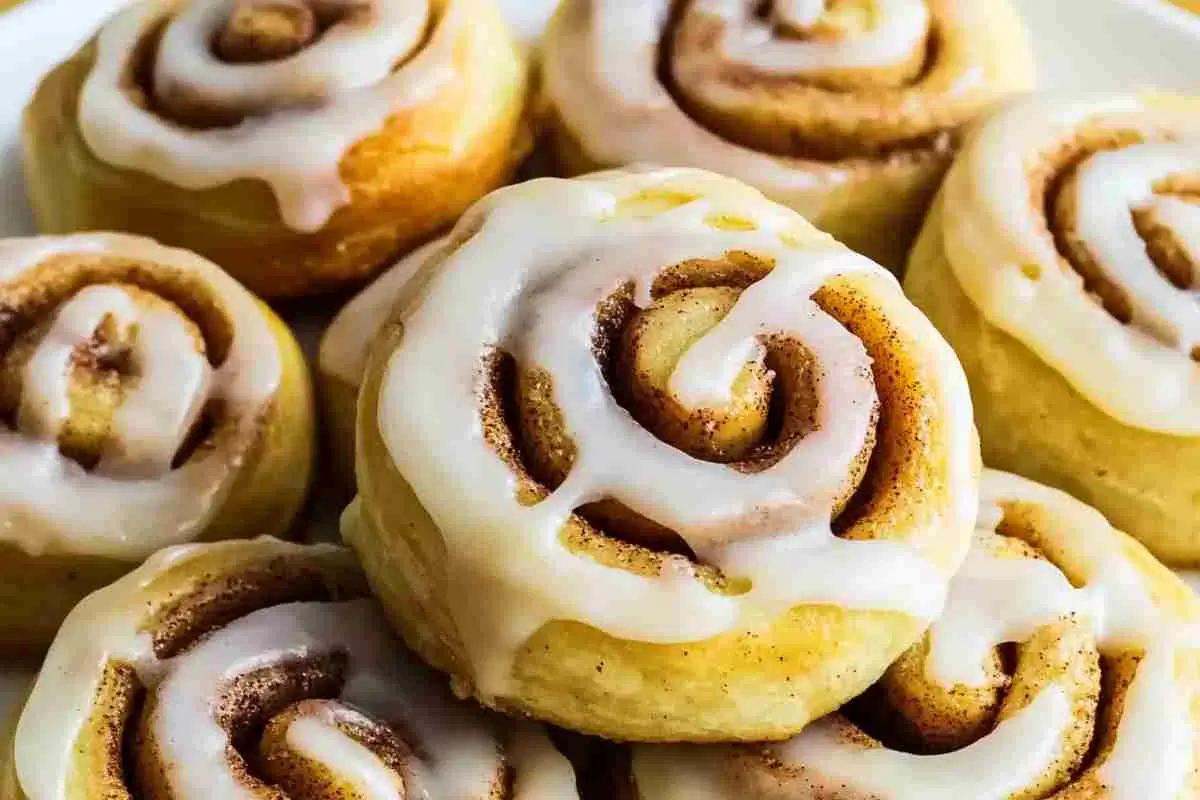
[2,1,1199,798]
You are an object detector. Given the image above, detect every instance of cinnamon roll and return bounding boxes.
[346,167,980,741]
[0,537,583,800]
[540,0,1034,271]
[905,92,1200,567]
[318,236,448,489]
[0,233,314,656]
[23,0,531,298]
[622,470,1200,799]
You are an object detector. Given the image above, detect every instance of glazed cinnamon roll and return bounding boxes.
[905,92,1200,567]
[23,0,531,298]
[622,470,1200,799]
[0,538,582,800]
[0,233,313,656]
[346,167,980,741]
[540,0,1034,271]
[319,236,448,488]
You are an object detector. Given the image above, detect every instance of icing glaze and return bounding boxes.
[12,539,575,800]
[630,470,1200,799]
[80,0,460,232]
[0,234,281,560]
[286,710,407,800]
[371,168,975,698]
[541,0,1024,224]
[941,93,1200,434]
[695,0,930,74]
[507,724,582,800]
[18,285,212,479]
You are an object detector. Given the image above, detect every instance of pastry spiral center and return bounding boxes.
[4,285,212,477]
[1051,141,1200,355]
[152,0,426,126]
[718,0,930,78]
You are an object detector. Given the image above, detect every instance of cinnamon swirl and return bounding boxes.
[0,538,582,799]
[346,167,980,741]
[23,0,531,298]
[621,470,1200,799]
[905,92,1200,567]
[540,0,1034,271]
[0,233,313,656]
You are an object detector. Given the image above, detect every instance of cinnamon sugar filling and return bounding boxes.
[1035,126,1200,360]
[472,251,940,584]
[659,0,960,163]
[0,254,241,473]
[78,558,377,798]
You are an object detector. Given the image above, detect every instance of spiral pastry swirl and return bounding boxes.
[0,538,582,800]
[346,167,979,741]
[904,92,1200,566]
[540,0,1033,270]
[625,470,1200,799]
[0,233,313,655]
[24,0,530,297]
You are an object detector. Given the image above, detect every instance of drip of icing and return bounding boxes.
[776,686,1074,800]
[941,93,1200,434]
[0,235,281,560]
[80,0,459,232]
[18,285,212,479]
[1069,143,1200,351]
[286,711,407,800]
[507,724,581,800]
[376,171,969,699]
[319,236,448,388]
[696,0,931,74]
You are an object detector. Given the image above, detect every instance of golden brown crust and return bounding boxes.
[23,0,532,298]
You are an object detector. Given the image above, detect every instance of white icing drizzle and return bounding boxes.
[1069,143,1200,351]
[374,169,973,699]
[541,0,1021,225]
[80,0,460,232]
[795,470,1197,799]
[772,0,825,30]
[286,710,406,800]
[778,686,1074,800]
[629,470,1200,799]
[12,540,514,800]
[940,93,1200,434]
[696,0,930,74]
[507,723,581,800]
[152,600,500,800]
[18,285,212,478]
[319,236,447,389]
[0,234,281,560]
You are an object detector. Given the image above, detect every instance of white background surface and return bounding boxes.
[0,0,1198,739]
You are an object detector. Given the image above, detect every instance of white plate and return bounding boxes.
[0,0,1197,731]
